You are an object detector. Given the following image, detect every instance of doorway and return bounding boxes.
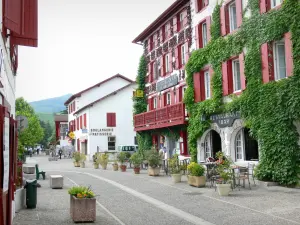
[81,140,88,155]
[204,130,222,160]
[235,128,259,161]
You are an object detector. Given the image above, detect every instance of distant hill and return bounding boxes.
[37,113,55,127]
[30,94,72,114]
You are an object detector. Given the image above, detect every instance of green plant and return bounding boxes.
[187,162,205,176]
[183,0,300,185]
[117,152,127,164]
[146,147,161,168]
[72,152,81,163]
[215,151,233,184]
[68,186,95,199]
[130,152,143,168]
[80,153,86,163]
[98,153,109,167]
[168,154,181,174]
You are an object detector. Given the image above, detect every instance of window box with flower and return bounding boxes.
[68,186,96,222]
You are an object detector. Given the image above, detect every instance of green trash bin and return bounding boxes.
[24,179,37,209]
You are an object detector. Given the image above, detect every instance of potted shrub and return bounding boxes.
[68,186,96,222]
[187,162,206,187]
[92,153,99,169]
[117,152,127,172]
[99,153,109,170]
[80,153,86,168]
[168,154,182,183]
[215,151,233,196]
[146,147,161,176]
[73,152,81,167]
[130,153,143,174]
[112,160,119,171]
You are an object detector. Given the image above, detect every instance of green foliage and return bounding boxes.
[130,152,143,168]
[80,153,86,162]
[72,152,81,162]
[97,153,109,167]
[145,147,161,168]
[117,152,127,164]
[39,120,53,147]
[187,162,205,176]
[68,186,95,198]
[168,154,181,174]
[215,151,233,184]
[184,0,300,185]
[16,97,44,147]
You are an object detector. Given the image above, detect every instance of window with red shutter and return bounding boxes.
[107,113,116,127]
[84,114,87,128]
[4,0,22,34]
[193,72,201,102]
[80,116,83,129]
[195,0,209,13]
[77,118,79,130]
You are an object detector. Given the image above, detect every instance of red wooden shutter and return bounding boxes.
[106,113,111,126]
[175,46,181,69]
[195,0,200,13]
[220,6,226,36]
[77,118,79,130]
[222,62,229,95]
[111,113,116,127]
[227,60,233,94]
[11,0,38,47]
[239,53,246,90]
[236,0,243,28]
[84,114,87,127]
[193,72,201,102]
[260,0,271,13]
[75,118,77,130]
[163,93,167,107]
[225,5,230,34]
[206,16,211,42]
[161,56,165,76]
[148,99,152,111]
[178,87,183,102]
[195,25,200,49]
[185,42,189,64]
[80,116,83,129]
[4,0,22,34]
[200,71,206,101]
[148,63,153,82]
[168,52,173,73]
[173,16,178,33]
[160,26,165,43]
[261,42,274,83]
[284,32,293,77]
[77,139,80,152]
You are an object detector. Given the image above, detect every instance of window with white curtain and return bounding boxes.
[235,129,244,161]
[273,40,286,80]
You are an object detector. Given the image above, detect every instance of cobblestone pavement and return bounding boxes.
[13,155,300,225]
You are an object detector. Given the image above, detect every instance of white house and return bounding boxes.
[65,74,137,160]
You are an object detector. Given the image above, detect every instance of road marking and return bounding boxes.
[66,176,126,225]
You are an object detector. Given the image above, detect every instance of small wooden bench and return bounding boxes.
[35,164,46,180]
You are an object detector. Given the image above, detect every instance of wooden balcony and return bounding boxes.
[134,102,187,131]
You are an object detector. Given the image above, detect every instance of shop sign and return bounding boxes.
[3,117,9,192]
[90,128,114,136]
[156,74,178,92]
[209,111,241,128]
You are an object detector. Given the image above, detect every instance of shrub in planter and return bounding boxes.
[215,151,233,196]
[168,154,182,183]
[98,153,109,170]
[130,153,143,174]
[92,153,99,169]
[187,162,206,187]
[72,152,81,167]
[68,186,96,222]
[80,153,86,168]
[112,160,119,171]
[146,147,161,176]
[117,152,127,172]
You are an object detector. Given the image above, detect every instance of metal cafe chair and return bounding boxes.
[248,163,256,186]
[236,167,251,190]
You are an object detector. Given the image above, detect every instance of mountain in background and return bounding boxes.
[30,94,72,125]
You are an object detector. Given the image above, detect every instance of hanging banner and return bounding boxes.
[3,117,9,192]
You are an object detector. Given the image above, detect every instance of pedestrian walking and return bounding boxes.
[58,149,62,159]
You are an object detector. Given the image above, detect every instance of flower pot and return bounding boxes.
[70,195,96,222]
[134,167,140,174]
[101,164,107,170]
[74,162,80,167]
[148,167,160,176]
[120,165,127,172]
[187,175,206,187]
[93,164,99,169]
[216,183,231,196]
[80,162,85,168]
[112,164,118,171]
[171,174,182,183]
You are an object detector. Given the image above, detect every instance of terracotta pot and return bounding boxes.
[216,183,231,196]
[70,195,96,222]
[120,165,127,172]
[134,167,140,174]
[74,162,80,167]
[112,164,118,171]
[171,174,182,183]
[148,167,160,176]
[187,175,206,187]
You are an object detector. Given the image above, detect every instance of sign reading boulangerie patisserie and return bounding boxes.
[156,74,178,92]
[90,128,114,136]
[210,111,241,128]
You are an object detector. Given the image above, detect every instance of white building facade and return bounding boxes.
[65,74,137,160]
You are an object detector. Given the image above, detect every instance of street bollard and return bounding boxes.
[24,179,38,209]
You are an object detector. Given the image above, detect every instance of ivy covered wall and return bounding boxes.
[184,0,300,185]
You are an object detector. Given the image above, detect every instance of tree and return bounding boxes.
[39,120,53,147]
[16,97,44,147]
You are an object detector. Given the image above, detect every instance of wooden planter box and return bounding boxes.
[187,175,206,187]
[74,162,80,167]
[148,167,160,176]
[70,195,96,222]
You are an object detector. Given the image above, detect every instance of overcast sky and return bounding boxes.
[16,0,176,102]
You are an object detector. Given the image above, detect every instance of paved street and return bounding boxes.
[13,155,300,225]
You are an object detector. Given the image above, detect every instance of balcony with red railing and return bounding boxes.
[134,102,187,131]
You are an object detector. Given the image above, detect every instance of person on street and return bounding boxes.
[58,149,62,159]
[29,147,32,157]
